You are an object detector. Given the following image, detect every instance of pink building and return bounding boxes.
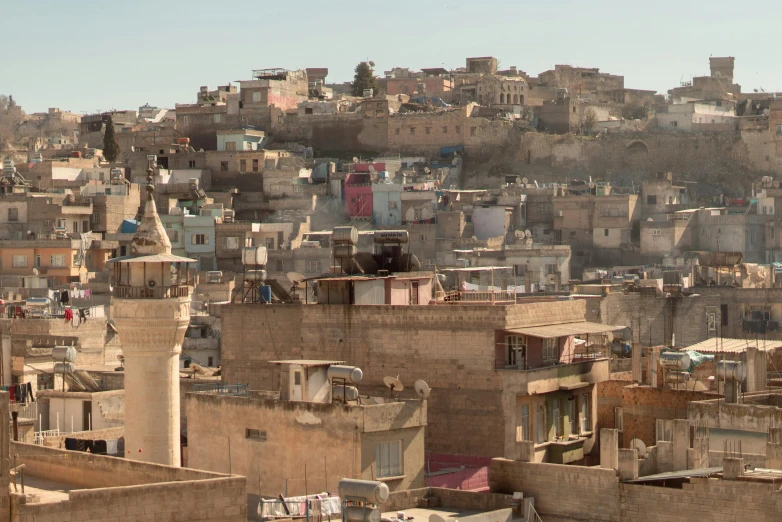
[344,173,373,218]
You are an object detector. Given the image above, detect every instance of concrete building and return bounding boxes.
[640,172,690,219]
[109,181,194,466]
[655,101,737,131]
[187,359,426,511]
[216,129,267,152]
[219,296,623,460]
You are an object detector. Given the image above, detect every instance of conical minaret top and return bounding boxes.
[130,170,171,256]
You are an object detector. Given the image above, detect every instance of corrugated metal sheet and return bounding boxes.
[682,338,782,354]
[626,467,722,483]
[507,321,626,339]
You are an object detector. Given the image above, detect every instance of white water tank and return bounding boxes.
[338,479,389,504]
[332,385,359,401]
[53,346,77,363]
[333,244,357,258]
[242,246,268,266]
[328,365,363,384]
[716,360,747,382]
[333,226,358,245]
[373,230,409,244]
[660,352,690,371]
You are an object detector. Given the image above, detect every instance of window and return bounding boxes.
[240,159,247,172]
[552,399,561,438]
[425,127,431,135]
[266,238,275,249]
[777,124,782,136]
[305,107,313,115]
[545,264,557,275]
[410,127,415,135]
[167,229,179,243]
[537,204,551,214]
[517,404,530,442]
[455,126,461,134]
[670,121,677,127]
[573,106,577,113]
[306,261,322,273]
[656,419,672,442]
[191,234,208,245]
[8,208,18,222]
[223,236,240,250]
[721,304,728,327]
[604,229,609,236]
[246,429,267,441]
[92,212,102,223]
[580,394,591,433]
[652,229,662,236]
[226,142,236,151]
[543,338,558,364]
[44,220,52,228]
[569,396,576,435]
[376,440,403,478]
[535,405,546,444]
[189,160,196,168]
[388,201,398,210]
[707,312,717,332]
[615,407,624,432]
[470,127,477,136]
[208,357,214,367]
[220,161,228,171]
[443,126,448,134]
[12,255,27,268]
[213,114,221,123]
[395,128,400,135]
[50,254,66,267]
[413,208,423,221]
[464,214,471,223]
[419,234,427,241]
[506,335,526,367]
[252,159,259,172]
[252,92,261,103]
[35,255,41,268]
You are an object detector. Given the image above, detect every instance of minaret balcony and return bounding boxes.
[114,284,191,299]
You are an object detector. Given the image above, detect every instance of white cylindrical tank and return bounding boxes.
[345,507,380,522]
[333,245,357,258]
[333,226,358,245]
[666,371,691,382]
[54,362,74,374]
[716,360,747,382]
[338,479,390,504]
[245,269,267,281]
[660,352,690,370]
[332,385,359,401]
[328,365,363,384]
[373,230,409,244]
[53,346,77,363]
[242,246,268,266]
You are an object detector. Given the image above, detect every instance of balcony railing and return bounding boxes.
[114,285,190,299]
[435,289,517,304]
[190,383,248,396]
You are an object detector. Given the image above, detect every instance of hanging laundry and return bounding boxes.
[79,308,89,323]
[8,385,14,403]
[84,289,91,298]
[64,308,73,322]
[60,290,69,304]
[26,382,34,402]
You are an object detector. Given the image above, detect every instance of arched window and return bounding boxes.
[499,93,505,104]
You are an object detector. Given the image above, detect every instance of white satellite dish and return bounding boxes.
[630,438,647,458]
[368,165,376,173]
[414,379,431,399]
[514,230,524,239]
[383,375,404,392]
[352,156,359,163]
[525,229,532,238]
[424,167,431,174]
[521,177,529,184]
[191,363,207,375]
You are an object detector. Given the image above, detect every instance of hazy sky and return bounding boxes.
[4,0,779,114]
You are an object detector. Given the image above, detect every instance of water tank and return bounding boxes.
[300,241,321,248]
[333,245,357,258]
[666,371,691,382]
[332,385,359,401]
[660,352,690,370]
[716,360,747,382]
[54,362,74,374]
[260,285,272,304]
[245,269,267,281]
[53,346,77,363]
[328,365,363,384]
[345,507,380,522]
[332,226,358,245]
[338,479,389,504]
[242,246,268,266]
[373,230,410,244]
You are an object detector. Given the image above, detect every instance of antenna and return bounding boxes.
[414,379,430,399]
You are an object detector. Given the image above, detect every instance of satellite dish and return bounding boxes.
[117,354,125,363]
[514,230,524,239]
[471,236,477,241]
[352,156,359,163]
[630,438,647,458]
[383,375,404,392]
[32,268,39,276]
[414,379,431,399]
[191,363,207,375]
[368,165,376,173]
[424,167,431,174]
[525,230,532,238]
[287,271,306,286]
[521,177,529,184]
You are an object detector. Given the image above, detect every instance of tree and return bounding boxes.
[351,61,379,97]
[103,116,121,163]
[579,108,597,135]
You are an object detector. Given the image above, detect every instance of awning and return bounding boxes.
[507,321,626,339]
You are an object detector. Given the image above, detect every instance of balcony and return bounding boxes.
[113,285,190,299]
[434,289,517,304]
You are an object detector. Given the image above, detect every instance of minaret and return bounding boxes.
[110,170,193,466]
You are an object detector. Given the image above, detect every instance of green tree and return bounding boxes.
[102,116,121,163]
[351,61,379,97]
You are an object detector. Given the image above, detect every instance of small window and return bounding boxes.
[167,230,179,243]
[293,372,301,385]
[305,107,313,115]
[223,236,240,250]
[246,429,267,441]
[12,255,27,268]
[604,229,609,236]
[395,128,400,135]
[208,356,214,366]
[252,92,261,103]
[517,404,530,442]
[214,114,221,123]
[646,195,657,204]
[464,214,471,223]
[420,234,427,241]
[776,124,782,136]
[443,126,448,134]
[652,229,662,236]
[92,212,102,223]
[189,160,196,168]
[425,127,431,135]
[542,338,558,364]
[580,394,591,434]
[410,127,415,135]
[226,142,236,151]
[240,159,247,172]
[552,399,561,438]
[455,126,461,134]
[615,407,624,431]
[8,208,18,222]
[252,159,259,172]
[656,419,672,442]
[535,405,546,444]
[220,161,228,171]
[191,234,208,245]
[50,254,66,267]
[376,440,403,478]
